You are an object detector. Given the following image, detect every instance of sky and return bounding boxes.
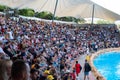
[91,0,120,15]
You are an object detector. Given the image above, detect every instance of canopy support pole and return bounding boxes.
[91,4,95,24]
[52,0,58,23]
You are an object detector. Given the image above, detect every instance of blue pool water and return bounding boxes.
[93,52,120,80]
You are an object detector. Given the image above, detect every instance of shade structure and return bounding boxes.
[0,0,120,21]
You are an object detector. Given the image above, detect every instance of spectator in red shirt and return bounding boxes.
[75,61,82,76]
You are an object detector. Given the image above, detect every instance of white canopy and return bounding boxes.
[0,0,120,21]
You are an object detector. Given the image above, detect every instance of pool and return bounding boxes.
[93,52,120,80]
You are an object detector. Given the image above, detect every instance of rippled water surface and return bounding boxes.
[94,52,120,80]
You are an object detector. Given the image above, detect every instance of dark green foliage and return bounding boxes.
[0,5,11,12]
[0,5,85,23]
[59,16,85,23]
[18,9,35,17]
[35,11,53,19]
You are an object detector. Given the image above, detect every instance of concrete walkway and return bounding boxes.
[77,54,96,80]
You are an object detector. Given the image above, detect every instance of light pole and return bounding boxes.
[91,4,95,24]
[52,0,58,23]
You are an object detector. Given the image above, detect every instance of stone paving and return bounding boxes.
[77,54,96,80]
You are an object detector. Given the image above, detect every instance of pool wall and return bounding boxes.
[89,47,120,80]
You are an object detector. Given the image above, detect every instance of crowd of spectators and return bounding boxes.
[0,14,120,80]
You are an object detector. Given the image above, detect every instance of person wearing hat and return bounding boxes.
[39,69,50,80]
[47,74,54,80]
[45,69,54,80]
[62,69,71,80]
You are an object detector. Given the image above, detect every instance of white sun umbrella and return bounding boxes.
[0,0,120,22]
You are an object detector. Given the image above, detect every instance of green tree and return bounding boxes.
[58,16,85,23]
[0,5,11,12]
[19,9,35,17]
[77,18,86,24]
[55,16,60,20]
[35,11,53,19]
[0,5,9,12]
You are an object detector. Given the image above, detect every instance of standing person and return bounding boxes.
[75,61,82,77]
[83,59,91,80]
[85,54,90,62]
